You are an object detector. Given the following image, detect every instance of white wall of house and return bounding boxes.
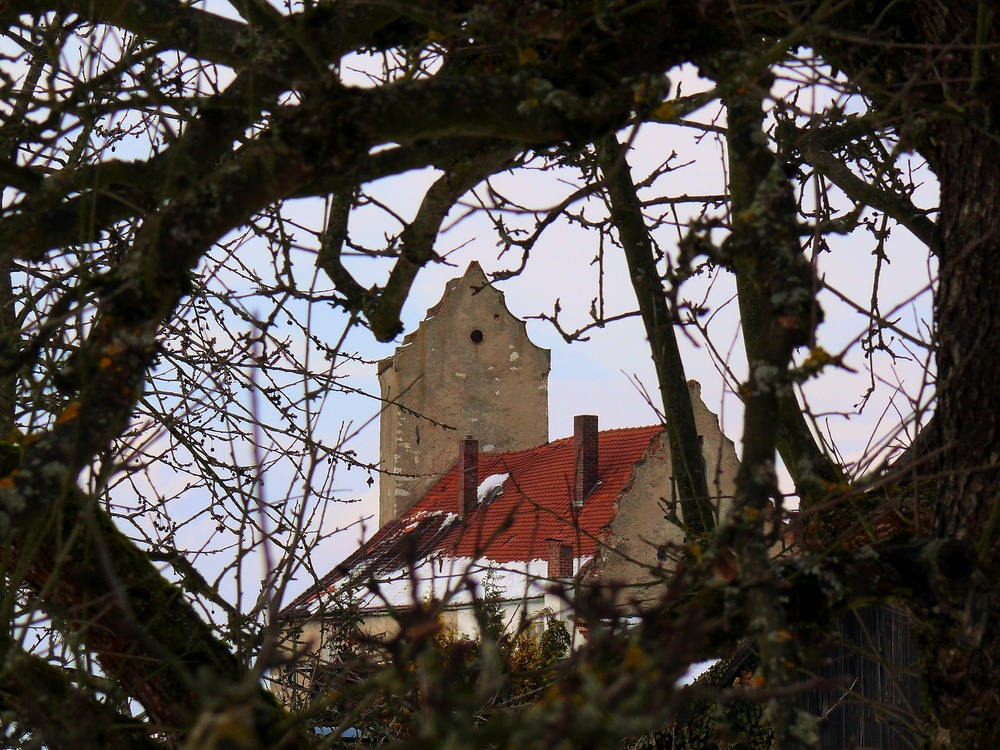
[339,554,585,646]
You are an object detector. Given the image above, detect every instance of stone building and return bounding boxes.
[281,262,740,650]
[377,261,550,524]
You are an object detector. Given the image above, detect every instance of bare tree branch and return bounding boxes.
[596,134,714,535]
[0,630,166,750]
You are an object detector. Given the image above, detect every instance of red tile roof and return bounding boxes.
[282,425,663,618]
[415,425,663,561]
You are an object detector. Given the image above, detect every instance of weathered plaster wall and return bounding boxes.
[594,381,740,596]
[378,262,550,523]
[351,598,549,643]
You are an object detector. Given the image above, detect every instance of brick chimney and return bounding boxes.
[573,415,599,507]
[547,541,574,579]
[458,437,479,517]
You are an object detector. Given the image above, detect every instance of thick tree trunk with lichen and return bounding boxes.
[724,70,842,509]
[706,66,827,747]
[916,122,1000,748]
[932,126,1000,545]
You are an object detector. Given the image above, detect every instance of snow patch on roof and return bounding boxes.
[403,510,458,532]
[477,473,509,503]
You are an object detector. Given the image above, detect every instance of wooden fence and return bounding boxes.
[802,606,922,749]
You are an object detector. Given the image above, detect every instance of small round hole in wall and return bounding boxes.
[470,329,484,344]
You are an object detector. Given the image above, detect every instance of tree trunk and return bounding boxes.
[596,135,714,535]
[923,122,1000,747]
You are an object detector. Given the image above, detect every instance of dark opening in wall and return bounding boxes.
[470,329,484,344]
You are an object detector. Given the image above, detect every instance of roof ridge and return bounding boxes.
[468,423,663,462]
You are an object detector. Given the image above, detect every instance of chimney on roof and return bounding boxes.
[573,415,599,507]
[547,541,574,579]
[458,436,479,517]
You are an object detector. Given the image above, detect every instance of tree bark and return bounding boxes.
[724,74,843,508]
[919,121,1000,748]
[708,63,825,747]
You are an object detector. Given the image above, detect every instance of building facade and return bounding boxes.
[282,263,740,655]
[377,261,550,524]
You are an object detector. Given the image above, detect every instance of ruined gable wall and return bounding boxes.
[378,263,550,523]
[595,382,740,592]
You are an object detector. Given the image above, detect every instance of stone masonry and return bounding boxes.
[377,262,551,523]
